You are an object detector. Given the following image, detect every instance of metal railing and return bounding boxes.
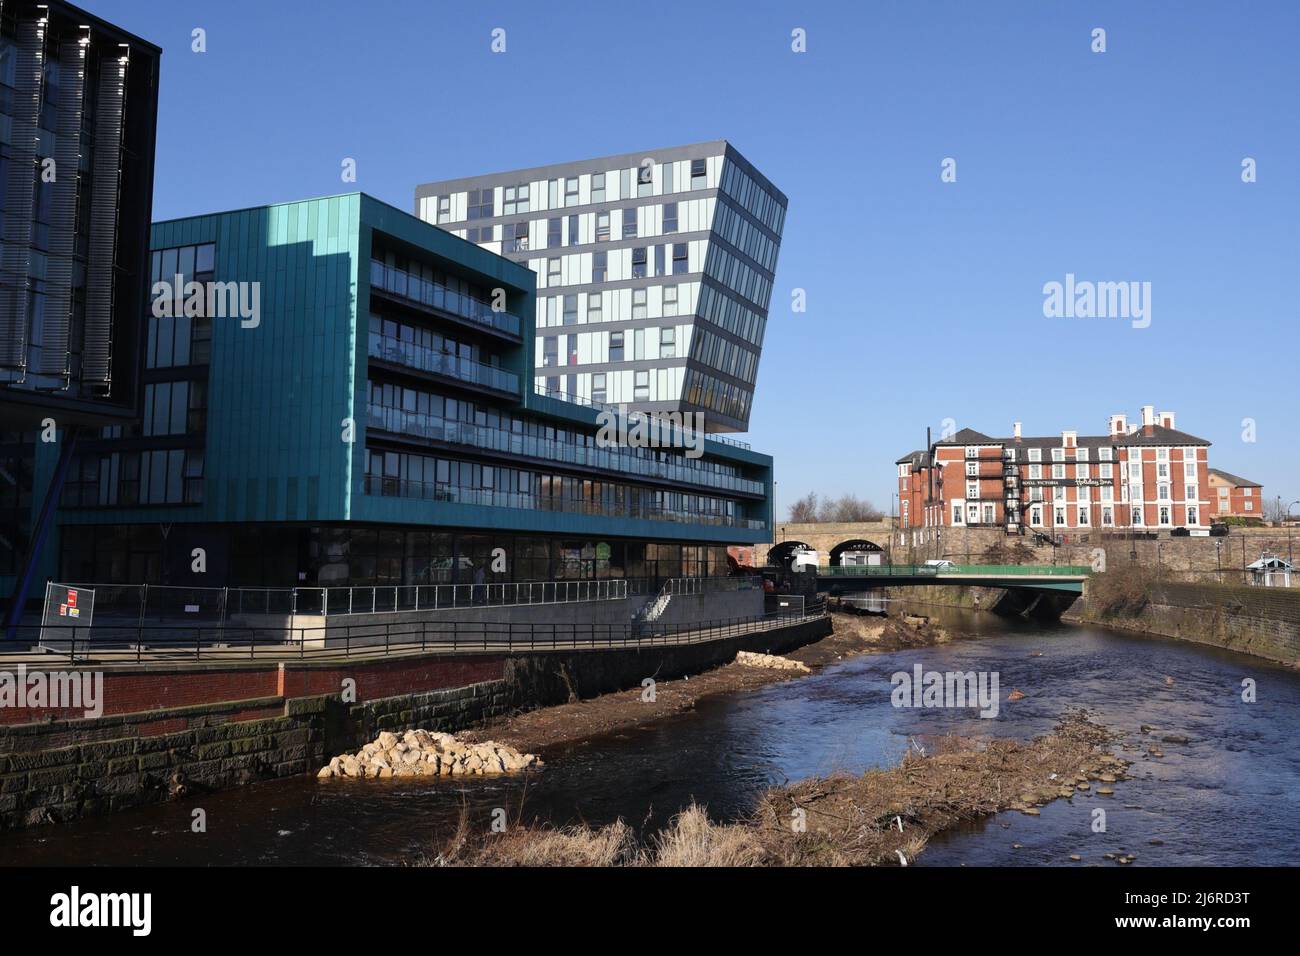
[531,384,753,451]
[819,564,1093,577]
[367,333,519,393]
[370,259,523,337]
[16,603,827,665]
[226,579,629,618]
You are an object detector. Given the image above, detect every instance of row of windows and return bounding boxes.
[535,240,705,290]
[536,282,694,329]
[142,380,207,437]
[365,448,751,528]
[540,323,684,367]
[697,283,767,348]
[683,367,753,423]
[690,327,759,385]
[435,157,717,225]
[704,243,773,311]
[720,160,785,235]
[712,200,780,272]
[62,448,205,508]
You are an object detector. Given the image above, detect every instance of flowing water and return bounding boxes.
[4,607,1298,866]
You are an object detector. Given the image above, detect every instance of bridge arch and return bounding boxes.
[829,539,885,566]
[767,541,814,570]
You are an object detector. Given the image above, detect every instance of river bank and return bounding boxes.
[459,613,944,754]
[436,712,1128,866]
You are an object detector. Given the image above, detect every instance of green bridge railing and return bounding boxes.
[818,564,1093,577]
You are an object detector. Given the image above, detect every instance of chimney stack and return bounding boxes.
[1061,429,1077,448]
[1159,410,1176,430]
[1141,405,1155,427]
[1108,414,1127,436]
[1012,421,1022,440]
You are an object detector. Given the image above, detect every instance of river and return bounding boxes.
[4,607,1298,866]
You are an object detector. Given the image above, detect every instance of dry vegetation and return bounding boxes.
[1087,567,1159,617]
[431,712,1126,867]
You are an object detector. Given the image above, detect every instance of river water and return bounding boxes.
[4,607,1298,866]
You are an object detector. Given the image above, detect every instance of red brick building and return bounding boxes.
[896,405,1213,538]
[1207,468,1264,520]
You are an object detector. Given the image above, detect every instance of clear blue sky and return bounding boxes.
[95,0,1300,517]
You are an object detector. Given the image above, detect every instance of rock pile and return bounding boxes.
[317,728,542,779]
[735,650,810,672]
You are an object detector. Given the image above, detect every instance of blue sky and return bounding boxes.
[96,0,1300,516]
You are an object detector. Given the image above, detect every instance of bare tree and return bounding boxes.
[788,492,820,523]
[787,492,884,523]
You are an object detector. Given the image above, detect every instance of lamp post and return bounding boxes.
[1286,500,1299,566]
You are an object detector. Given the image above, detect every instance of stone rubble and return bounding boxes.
[317,728,542,779]
[734,650,811,673]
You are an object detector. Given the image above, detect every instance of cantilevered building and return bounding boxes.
[414,141,785,433]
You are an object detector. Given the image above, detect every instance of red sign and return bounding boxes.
[67,590,78,608]
[59,604,68,616]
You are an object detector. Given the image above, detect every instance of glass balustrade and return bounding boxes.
[362,475,764,529]
[367,334,519,394]
[369,259,522,337]
[365,404,765,496]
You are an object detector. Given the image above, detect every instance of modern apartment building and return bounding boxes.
[1,193,772,595]
[0,0,159,602]
[413,141,786,433]
[896,405,1214,537]
[1207,468,1264,520]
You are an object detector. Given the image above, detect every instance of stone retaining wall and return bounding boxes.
[0,616,831,829]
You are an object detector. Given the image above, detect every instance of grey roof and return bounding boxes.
[1209,467,1261,487]
[894,449,931,466]
[935,423,1211,450]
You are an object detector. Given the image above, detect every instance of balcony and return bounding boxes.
[369,260,522,340]
[363,475,766,530]
[368,333,519,396]
[365,404,766,496]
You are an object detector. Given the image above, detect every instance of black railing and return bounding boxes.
[16,604,826,665]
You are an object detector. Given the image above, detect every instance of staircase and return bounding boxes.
[633,590,672,624]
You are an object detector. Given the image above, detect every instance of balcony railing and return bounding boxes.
[370,260,522,337]
[363,474,766,530]
[368,333,519,394]
[532,384,753,451]
[365,404,765,496]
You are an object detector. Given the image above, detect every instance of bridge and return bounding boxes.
[817,564,1091,594]
[815,564,1092,620]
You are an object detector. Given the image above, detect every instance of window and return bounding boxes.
[1101,506,1113,526]
[592,251,607,283]
[1030,504,1043,526]
[567,214,579,246]
[548,218,561,247]
[1029,463,1042,479]
[503,183,529,215]
[632,288,648,319]
[1244,501,1253,511]
[1077,463,1089,480]
[437,196,451,223]
[1159,505,1171,524]
[1188,507,1198,525]
[1157,462,1169,479]
[664,202,679,233]
[562,295,577,326]
[966,462,978,477]
[591,173,606,204]
[690,158,707,189]
[660,327,676,358]
[953,504,963,525]
[1100,463,1112,479]
[1077,448,1089,461]
[609,332,624,362]
[672,242,688,275]
[631,247,647,279]
[965,446,979,458]
[591,373,607,405]
[1055,507,1066,525]
[1052,463,1065,479]
[1078,507,1089,525]
[1100,447,1112,461]
[542,338,557,367]
[503,221,528,253]
[564,177,579,206]
[637,161,654,196]
[1052,448,1064,462]
[596,212,610,242]
[623,207,638,239]
[1132,506,1143,525]
[966,481,978,499]
[1028,448,1041,462]
[546,258,561,287]
[634,370,649,401]
[663,286,679,316]
[587,293,603,322]
[467,189,493,220]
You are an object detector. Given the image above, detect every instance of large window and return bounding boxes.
[148,243,216,368]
